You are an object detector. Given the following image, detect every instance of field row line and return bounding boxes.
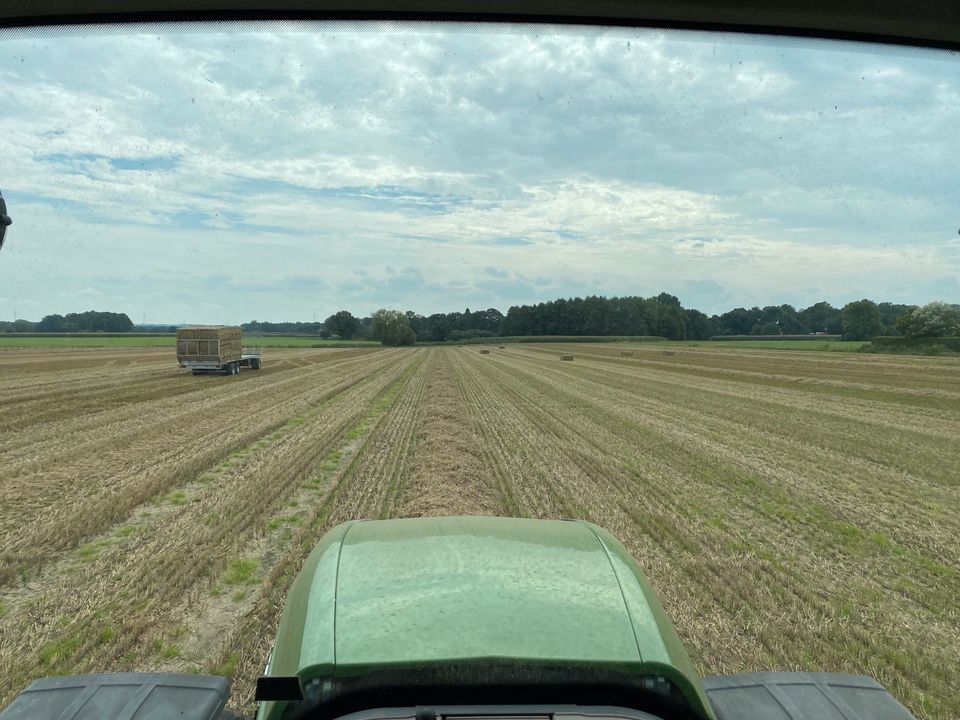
[0,352,372,432]
[564,344,960,390]
[144,350,429,684]
[463,349,956,718]
[522,346,960,408]
[0,349,380,460]
[209,350,431,707]
[0,350,423,705]
[514,346,960,442]
[0,350,407,585]
[501,350,960,547]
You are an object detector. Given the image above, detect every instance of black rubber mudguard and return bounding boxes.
[703,672,917,720]
[0,673,231,720]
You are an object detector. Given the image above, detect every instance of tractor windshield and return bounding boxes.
[0,18,957,720]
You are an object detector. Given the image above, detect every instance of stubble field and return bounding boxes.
[0,344,957,719]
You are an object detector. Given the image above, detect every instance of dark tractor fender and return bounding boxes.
[0,673,235,720]
[703,672,918,720]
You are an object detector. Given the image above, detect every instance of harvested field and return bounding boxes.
[0,344,957,719]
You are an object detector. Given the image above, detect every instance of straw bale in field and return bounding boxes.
[176,326,242,361]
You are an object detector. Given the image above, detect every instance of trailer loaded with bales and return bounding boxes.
[176,326,263,375]
[0,517,919,720]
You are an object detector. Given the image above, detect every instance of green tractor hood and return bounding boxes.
[258,516,715,720]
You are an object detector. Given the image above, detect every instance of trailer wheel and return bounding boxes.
[251,358,261,370]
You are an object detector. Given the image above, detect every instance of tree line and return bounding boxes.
[301,296,957,346]
[4,297,957,346]
[240,320,325,335]
[242,308,508,345]
[0,311,134,333]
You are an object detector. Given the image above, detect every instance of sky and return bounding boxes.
[0,21,958,324]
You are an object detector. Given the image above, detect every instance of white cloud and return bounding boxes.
[0,23,957,321]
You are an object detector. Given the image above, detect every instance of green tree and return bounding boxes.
[325,310,359,339]
[894,308,916,337]
[37,314,66,332]
[877,302,913,335]
[59,310,133,332]
[717,307,761,335]
[405,311,428,340]
[895,301,960,338]
[774,304,805,334]
[754,321,782,336]
[841,299,882,340]
[798,301,841,334]
[371,309,416,346]
[683,309,715,340]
